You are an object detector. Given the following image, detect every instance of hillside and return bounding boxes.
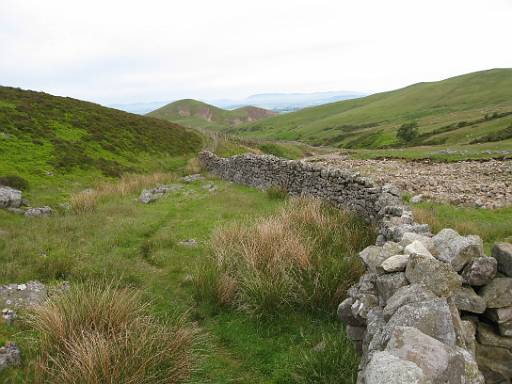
[147,99,276,131]
[233,68,512,149]
[0,86,203,192]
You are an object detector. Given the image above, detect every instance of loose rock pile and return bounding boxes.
[0,186,53,216]
[200,151,512,384]
[306,156,512,209]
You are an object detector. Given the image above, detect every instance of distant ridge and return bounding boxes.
[147,99,276,131]
[232,68,512,148]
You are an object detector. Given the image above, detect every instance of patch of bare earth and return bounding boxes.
[305,155,512,209]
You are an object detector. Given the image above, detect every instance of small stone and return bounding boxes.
[461,257,497,286]
[499,320,512,337]
[381,254,410,272]
[492,242,512,277]
[453,286,486,314]
[479,277,512,308]
[24,206,52,217]
[0,342,20,372]
[411,194,423,204]
[178,239,198,247]
[337,298,363,326]
[405,253,462,297]
[399,232,436,255]
[404,240,433,258]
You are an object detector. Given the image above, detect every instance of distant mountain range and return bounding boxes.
[109,90,365,115]
[209,91,366,112]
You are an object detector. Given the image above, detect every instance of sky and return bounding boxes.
[1,0,511,105]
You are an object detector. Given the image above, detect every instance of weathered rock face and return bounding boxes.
[405,253,462,297]
[461,257,497,286]
[200,151,511,384]
[479,278,512,309]
[0,187,22,209]
[492,242,512,277]
[365,351,429,384]
[432,229,484,272]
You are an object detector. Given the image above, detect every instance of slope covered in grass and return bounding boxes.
[0,86,203,189]
[234,68,512,149]
[147,99,276,131]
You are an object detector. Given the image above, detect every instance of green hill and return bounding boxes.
[147,99,276,131]
[232,68,512,149]
[0,86,203,192]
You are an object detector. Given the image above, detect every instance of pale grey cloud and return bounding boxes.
[1,0,511,104]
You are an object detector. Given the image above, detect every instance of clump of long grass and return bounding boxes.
[27,283,200,384]
[193,197,375,318]
[266,185,288,200]
[70,172,175,214]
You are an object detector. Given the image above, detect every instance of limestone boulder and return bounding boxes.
[405,253,462,297]
[492,242,512,277]
[0,342,20,372]
[364,351,429,384]
[0,187,22,209]
[384,298,457,347]
[461,257,497,286]
[383,284,437,321]
[479,277,512,308]
[0,281,47,308]
[432,229,484,271]
[386,326,484,384]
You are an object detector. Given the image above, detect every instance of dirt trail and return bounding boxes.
[305,155,512,209]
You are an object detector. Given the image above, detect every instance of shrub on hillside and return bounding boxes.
[396,121,418,142]
[0,175,29,190]
[193,198,375,318]
[27,283,200,384]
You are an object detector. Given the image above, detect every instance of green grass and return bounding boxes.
[412,202,512,253]
[232,69,512,151]
[147,99,276,131]
[0,175,361,383]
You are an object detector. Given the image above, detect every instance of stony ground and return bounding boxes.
[305,155,512,209]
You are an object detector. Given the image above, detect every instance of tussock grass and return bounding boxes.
[265,185,288,200]
[70,172,175,214]
[194,197,375,318]
[27,283,200,384]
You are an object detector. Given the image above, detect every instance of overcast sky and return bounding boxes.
[1,0,511,105]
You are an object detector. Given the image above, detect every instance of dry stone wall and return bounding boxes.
[199,151,512,384]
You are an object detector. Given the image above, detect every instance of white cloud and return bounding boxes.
[0,0,511,104]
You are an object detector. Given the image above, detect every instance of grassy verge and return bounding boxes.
[412,202,512,252]
[0,173,369,383]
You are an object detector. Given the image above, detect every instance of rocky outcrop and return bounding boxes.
[199,151,512,383]
[139,184,182,204]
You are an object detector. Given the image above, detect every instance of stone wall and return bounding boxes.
[199,151,512,384]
